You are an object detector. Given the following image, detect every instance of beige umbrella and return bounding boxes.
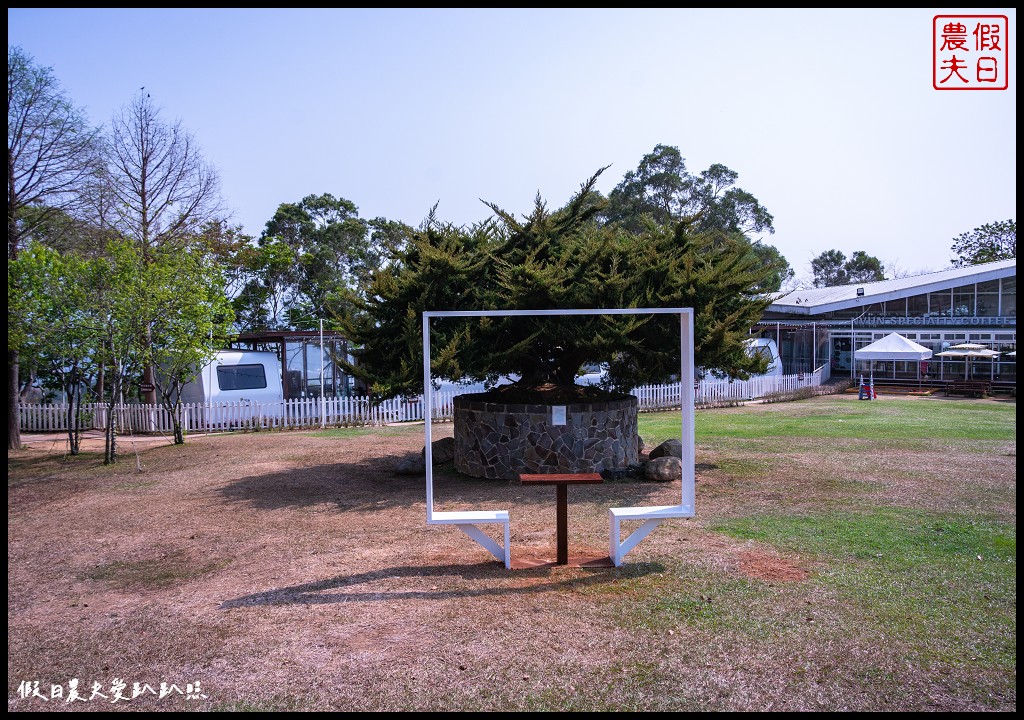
[949,342,988,351]
[935,348,1001,380]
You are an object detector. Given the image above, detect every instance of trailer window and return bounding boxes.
[217,364,268,391]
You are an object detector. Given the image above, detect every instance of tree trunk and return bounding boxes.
[104,409,117,465]
[64,366,81,455]
[8,350,22,451]
[104,376,119,464]
[143,362,158,405]
[95,362,105,404]
[142,325,157,405]
[65,393,80,456]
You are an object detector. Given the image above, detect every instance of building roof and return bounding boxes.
[767,259,1016,316]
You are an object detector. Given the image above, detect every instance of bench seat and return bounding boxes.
[429,510,509,524]
[428,510,510,568]
[609,505,694,567]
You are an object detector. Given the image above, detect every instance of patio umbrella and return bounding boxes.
[949,342,988,351]
[935,348,1001,380]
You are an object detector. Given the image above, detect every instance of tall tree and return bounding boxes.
[8,45,103,450]
[9,243,103,454]
[7,46,103,258]
[235,193,375,331]
[105,90,223,258]
[603,144,775,237]
[92,240,152,465]
[230,237,296,332]
[103,90,223,403]
[146,243,234,444]
[333,169,777,401]
[810,249,885,287]
[601,144,790,293]
[951,219,1016,267]
[750,241,796,293]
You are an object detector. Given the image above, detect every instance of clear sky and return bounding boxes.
[8,8,1017,286]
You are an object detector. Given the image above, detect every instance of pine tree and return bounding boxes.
[332,170,776,402]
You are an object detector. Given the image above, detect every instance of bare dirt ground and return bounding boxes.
[7,396,1016,712]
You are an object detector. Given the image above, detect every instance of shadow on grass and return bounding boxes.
[220,560,665,608]
[213,459,677,515]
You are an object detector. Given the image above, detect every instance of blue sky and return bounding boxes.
[8,8,1017,285]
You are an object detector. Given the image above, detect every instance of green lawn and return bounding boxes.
[617,394,1017,705]
[639,395,1017,444]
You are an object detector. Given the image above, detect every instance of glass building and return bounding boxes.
[754,259,1016,387]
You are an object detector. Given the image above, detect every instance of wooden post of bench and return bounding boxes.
[519,473,603,565]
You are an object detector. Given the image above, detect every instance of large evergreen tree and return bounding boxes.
[333,169,775,402]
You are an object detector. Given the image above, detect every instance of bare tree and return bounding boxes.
[8,45,103,450]
[103,90,224,403]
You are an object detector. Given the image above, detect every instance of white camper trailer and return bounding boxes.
[743,337,784,378]
[181,350,286,424]
[702,337,784,382]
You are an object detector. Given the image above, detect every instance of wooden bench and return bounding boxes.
[609,504,694,567]
[428,510,510,569]
[945,381,991,398]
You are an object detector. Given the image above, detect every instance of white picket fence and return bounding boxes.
[17,393,457,435]
[636,367,825,411]
[18,370,823,434]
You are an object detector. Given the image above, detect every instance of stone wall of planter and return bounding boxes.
[453,394,638,479]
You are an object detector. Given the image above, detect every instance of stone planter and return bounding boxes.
[452,393,638,479]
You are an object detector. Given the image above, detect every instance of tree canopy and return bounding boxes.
[602,144,775,236]
[8,45,104,450]
[333,169,776,402]
[600,144,791,293]
[810,249,885,287]
[231,193,393,332]
[104,91,223,260]
[951,219,1016,267]
[7,45,103,261]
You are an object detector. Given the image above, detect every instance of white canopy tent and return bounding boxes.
[854,332,934,387]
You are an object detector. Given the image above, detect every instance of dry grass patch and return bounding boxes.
[8,395,1015,711]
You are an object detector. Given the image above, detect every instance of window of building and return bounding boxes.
[977,279,1000,317]
[1001,277,1016,316]
[928,290,952,317]
[905,294,927,317]
[952,284,975,317]
[881,299,906,317]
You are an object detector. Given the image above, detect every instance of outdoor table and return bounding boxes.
[518,472,603,565]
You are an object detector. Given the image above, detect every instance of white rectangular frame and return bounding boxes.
[422,307,695,566]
